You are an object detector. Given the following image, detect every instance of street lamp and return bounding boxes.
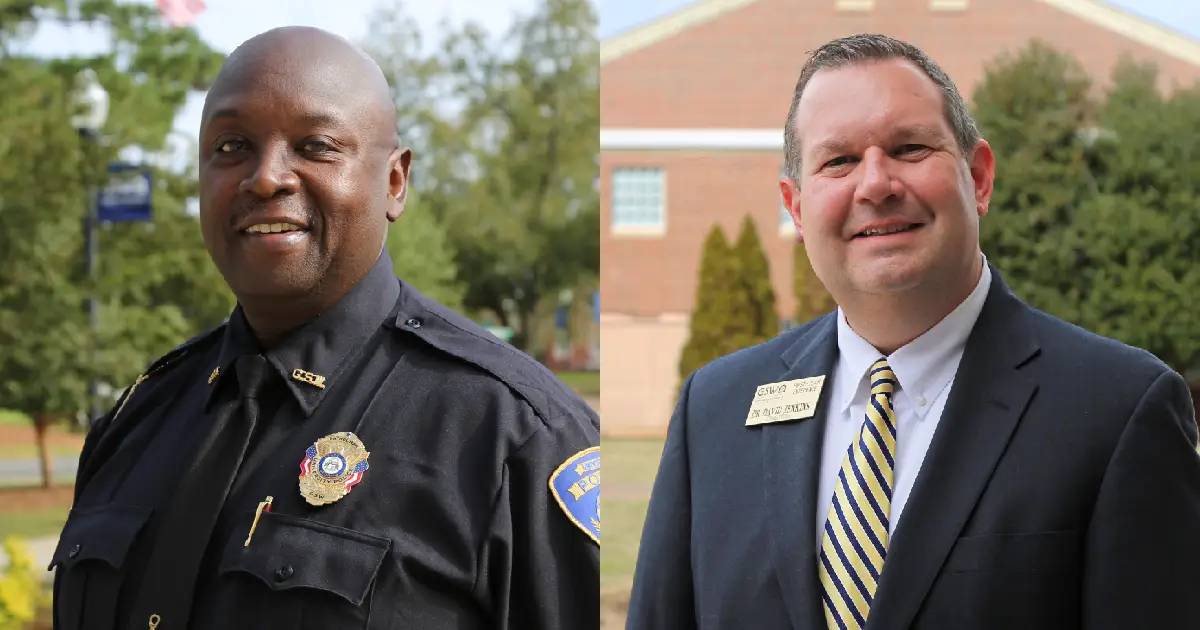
[71,69,109,141]
[71,68,109,426]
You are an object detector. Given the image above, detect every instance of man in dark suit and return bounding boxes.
[626,33,1200,630]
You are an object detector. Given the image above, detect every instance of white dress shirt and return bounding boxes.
[815,260,993,551]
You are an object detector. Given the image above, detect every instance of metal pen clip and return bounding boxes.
[244,496,274,547]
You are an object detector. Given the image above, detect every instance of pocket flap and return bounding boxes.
[48,504,153,571]
[944,530,1080,573]
[220,511,391,606]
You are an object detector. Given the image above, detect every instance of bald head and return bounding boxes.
[196,26,412,344]
[202,26,397,145]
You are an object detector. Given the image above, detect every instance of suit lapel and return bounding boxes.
[760,314,839,630]
[867,269,1041,630]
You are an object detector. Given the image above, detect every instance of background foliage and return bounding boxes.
[683,39,1200,383]
[0,0,599,488]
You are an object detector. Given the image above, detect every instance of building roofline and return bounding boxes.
[600,0,762,64]
[600,0,1200,69]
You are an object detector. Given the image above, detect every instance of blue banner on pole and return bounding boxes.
[592,290,599,323]
[97,162,153,223]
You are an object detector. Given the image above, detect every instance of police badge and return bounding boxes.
[298,432,371,506]
[548,446,600,545]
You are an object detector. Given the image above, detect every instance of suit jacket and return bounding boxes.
[626,266,1200,630]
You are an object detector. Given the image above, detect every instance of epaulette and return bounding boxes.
[108,321,227,423]
[74,321,228,505]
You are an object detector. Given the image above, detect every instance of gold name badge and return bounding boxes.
[745,375,826,426]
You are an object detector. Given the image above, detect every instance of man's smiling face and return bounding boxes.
[197,27,406,304]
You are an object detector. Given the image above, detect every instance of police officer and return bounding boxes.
[51,26,600,630]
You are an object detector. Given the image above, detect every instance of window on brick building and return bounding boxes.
[611,167,666,234]
[930,0,968,9]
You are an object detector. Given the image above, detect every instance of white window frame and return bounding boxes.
[610,167,666,237]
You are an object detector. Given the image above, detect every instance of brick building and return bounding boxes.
[599,0,1200,436]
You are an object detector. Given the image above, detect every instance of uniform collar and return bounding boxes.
[834,255,992,417]
[205,251,401,416]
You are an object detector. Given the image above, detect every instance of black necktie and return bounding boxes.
[126,354,271,629]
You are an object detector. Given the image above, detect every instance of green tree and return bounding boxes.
[0,0,225,486]
[363,0,599,354]
[730,215,778,347]
[385,195,465,310]
[793,240,835,322]
[974,41,1200,376]
[679,225,736,381]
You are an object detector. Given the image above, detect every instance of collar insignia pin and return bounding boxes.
[298,432,370,506]
[292,368,326,389]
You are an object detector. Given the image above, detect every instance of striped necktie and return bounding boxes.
[818,357,899,630]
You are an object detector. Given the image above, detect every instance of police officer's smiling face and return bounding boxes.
[198,28,409,307]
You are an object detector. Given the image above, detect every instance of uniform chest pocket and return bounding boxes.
[49,504,154,630]
[215,511,391,628]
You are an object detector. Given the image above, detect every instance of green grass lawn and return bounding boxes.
[603,438,663,485]
[556,370,599,397]
[0,409,29,426]
[0,507,69,540]
[602,498,649,591]
[602,438,664,591]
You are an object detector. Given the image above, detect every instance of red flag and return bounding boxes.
[156,0,206,27]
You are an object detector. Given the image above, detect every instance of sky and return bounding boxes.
[597,0,1200,41]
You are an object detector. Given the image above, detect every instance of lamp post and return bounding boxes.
[71,68,109,426]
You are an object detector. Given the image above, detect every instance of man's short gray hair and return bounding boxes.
[782,33,981,185]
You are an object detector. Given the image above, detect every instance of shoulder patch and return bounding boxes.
[548,446,600,545]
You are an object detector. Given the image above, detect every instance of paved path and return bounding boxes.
[0,456,78,482]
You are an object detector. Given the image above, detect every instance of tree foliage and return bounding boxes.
[974,40,1200,375]
[2,4,227,393]
[385,191,465,310]
[679,218,779,381]
[363,0,599,353]
[0,0,227,486]
[730,216,778,347]
[793,240,835,323]
[679,225,736,381]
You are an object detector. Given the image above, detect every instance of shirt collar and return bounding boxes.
[205,251,401,416]
[834,255,992,417]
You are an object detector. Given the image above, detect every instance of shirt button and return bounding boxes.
[405,317,422,329]
[68,544,81,558]
[274,564,294,582]
[916,396,928,407]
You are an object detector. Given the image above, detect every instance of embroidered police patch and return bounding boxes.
[549,446,600,545]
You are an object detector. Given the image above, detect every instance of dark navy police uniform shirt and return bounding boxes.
[51,252,601,630]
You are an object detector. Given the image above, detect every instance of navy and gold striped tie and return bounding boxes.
[818,358,899,629]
